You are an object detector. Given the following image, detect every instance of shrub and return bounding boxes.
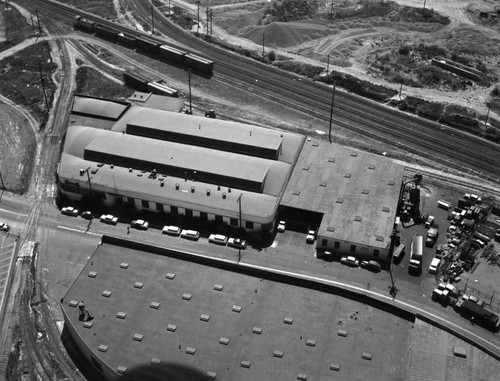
[398,45,411,55]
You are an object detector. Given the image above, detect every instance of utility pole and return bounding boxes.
[196,0,200,36]
[188,69,192,114]
[151,3,154,34]
[328,82,336,143]
[326,54,330,74]
[206,7,209,39]
[0,169,4,201]
[38,62,49,112]
[84,167,93,197]
[423,0,427,11]
[36,9,42,36]
[484,104,490,127]
[237,193,243,261]
[262,32,265,59]
[210,9,213,39]
[168,0,171,15]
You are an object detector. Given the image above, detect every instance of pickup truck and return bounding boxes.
[425,227,438,247]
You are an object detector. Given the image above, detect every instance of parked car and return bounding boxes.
[428,257,441,274]
[81,211,94,220]
[0,223,10,232]
[277,220,286,233]
[340,256,359,267]
[306,229,317,244]
[180,229,200,241]
[100,214,118,225]
[209,234,228,245]
[228,238,247,249]
[131,219,149,230]
[360,260,382,272]
[162,225,181,236]
[62,206,79,216]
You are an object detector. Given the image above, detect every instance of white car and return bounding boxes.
[180,229,200,241]
[100,214,118,225]
[162,225,181,236]
[277,220,286,233]
[62,206,79,216]
[228,238,247,249]
[428,257,441,274]
[0,223,10,232]
[208,234,228,245]
[131,219,149,230]
[340,256,359,267]
[306,229,316,244]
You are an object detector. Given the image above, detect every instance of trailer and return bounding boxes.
[147,81,179,98]
[159,45,186,65]
[123,71,152,92]
[460,300,500,332]
[184,53,214,74]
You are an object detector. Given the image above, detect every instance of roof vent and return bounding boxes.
[217,185,221,191]
[160,182,164,187]
[228,188,231,193]
[191,186,195,193]
[129,168,133,172]
[79,169,84,176]
[175,184,179,190]
[222,193,226,199]
[350,152,358,157]
[206,189,210,196]
[376,235,384,242]
[382,206,390,212]
[361,189,369,195]
[110,164,114,169]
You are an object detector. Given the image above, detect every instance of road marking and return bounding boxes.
[0,208,28,217]
[57,225,102,237]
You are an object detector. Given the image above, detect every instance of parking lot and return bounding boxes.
[0,232,18,314]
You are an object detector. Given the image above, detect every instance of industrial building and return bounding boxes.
[59,95,403,256]
[61,238,413,381]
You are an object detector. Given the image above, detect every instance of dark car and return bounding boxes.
[360,260,382,272]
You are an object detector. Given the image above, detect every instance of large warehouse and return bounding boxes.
[58,95,403,257]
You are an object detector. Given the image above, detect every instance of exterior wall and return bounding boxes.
[59,183,269,234]
[61,307,117,380]
[316,235,390,262]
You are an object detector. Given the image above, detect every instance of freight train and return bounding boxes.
[74,16,214,75]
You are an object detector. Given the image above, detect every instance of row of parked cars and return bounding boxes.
[61,207,247,249]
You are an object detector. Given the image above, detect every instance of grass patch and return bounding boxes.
[0,6,34,52]
[75,66,134,99]
[0,42,57,120]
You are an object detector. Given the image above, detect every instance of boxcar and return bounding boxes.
[147,81,179,98]
[135,36,160,56]
[117,32,136,47]
[74,16,95,34]
[123,71,152,92]
[159,45,186,65]
[94,24,119,42]
[184,53,214,74]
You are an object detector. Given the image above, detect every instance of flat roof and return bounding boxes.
[71,94,130,121]
[126,108,284,153]
[58,153,279,221]
[281,138,404,248]
[84,131,270,187]
[62,240,412,380]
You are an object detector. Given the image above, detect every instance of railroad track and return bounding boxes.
[17,0,500,183]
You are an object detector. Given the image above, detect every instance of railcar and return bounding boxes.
[123,71,152,92]
[135,36,161,56]
[184,53,214,74]
[117,32,136,47]
[94,24,120,42]
[159,45,186,65]
[147,81,179,98]
[73,15,95,33]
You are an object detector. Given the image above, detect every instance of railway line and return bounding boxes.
[16,0,500,183]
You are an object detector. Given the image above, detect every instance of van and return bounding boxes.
[180,229,200,241]
[437,199,452,210]
[428,257,441,274]
[392,244,405,263]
